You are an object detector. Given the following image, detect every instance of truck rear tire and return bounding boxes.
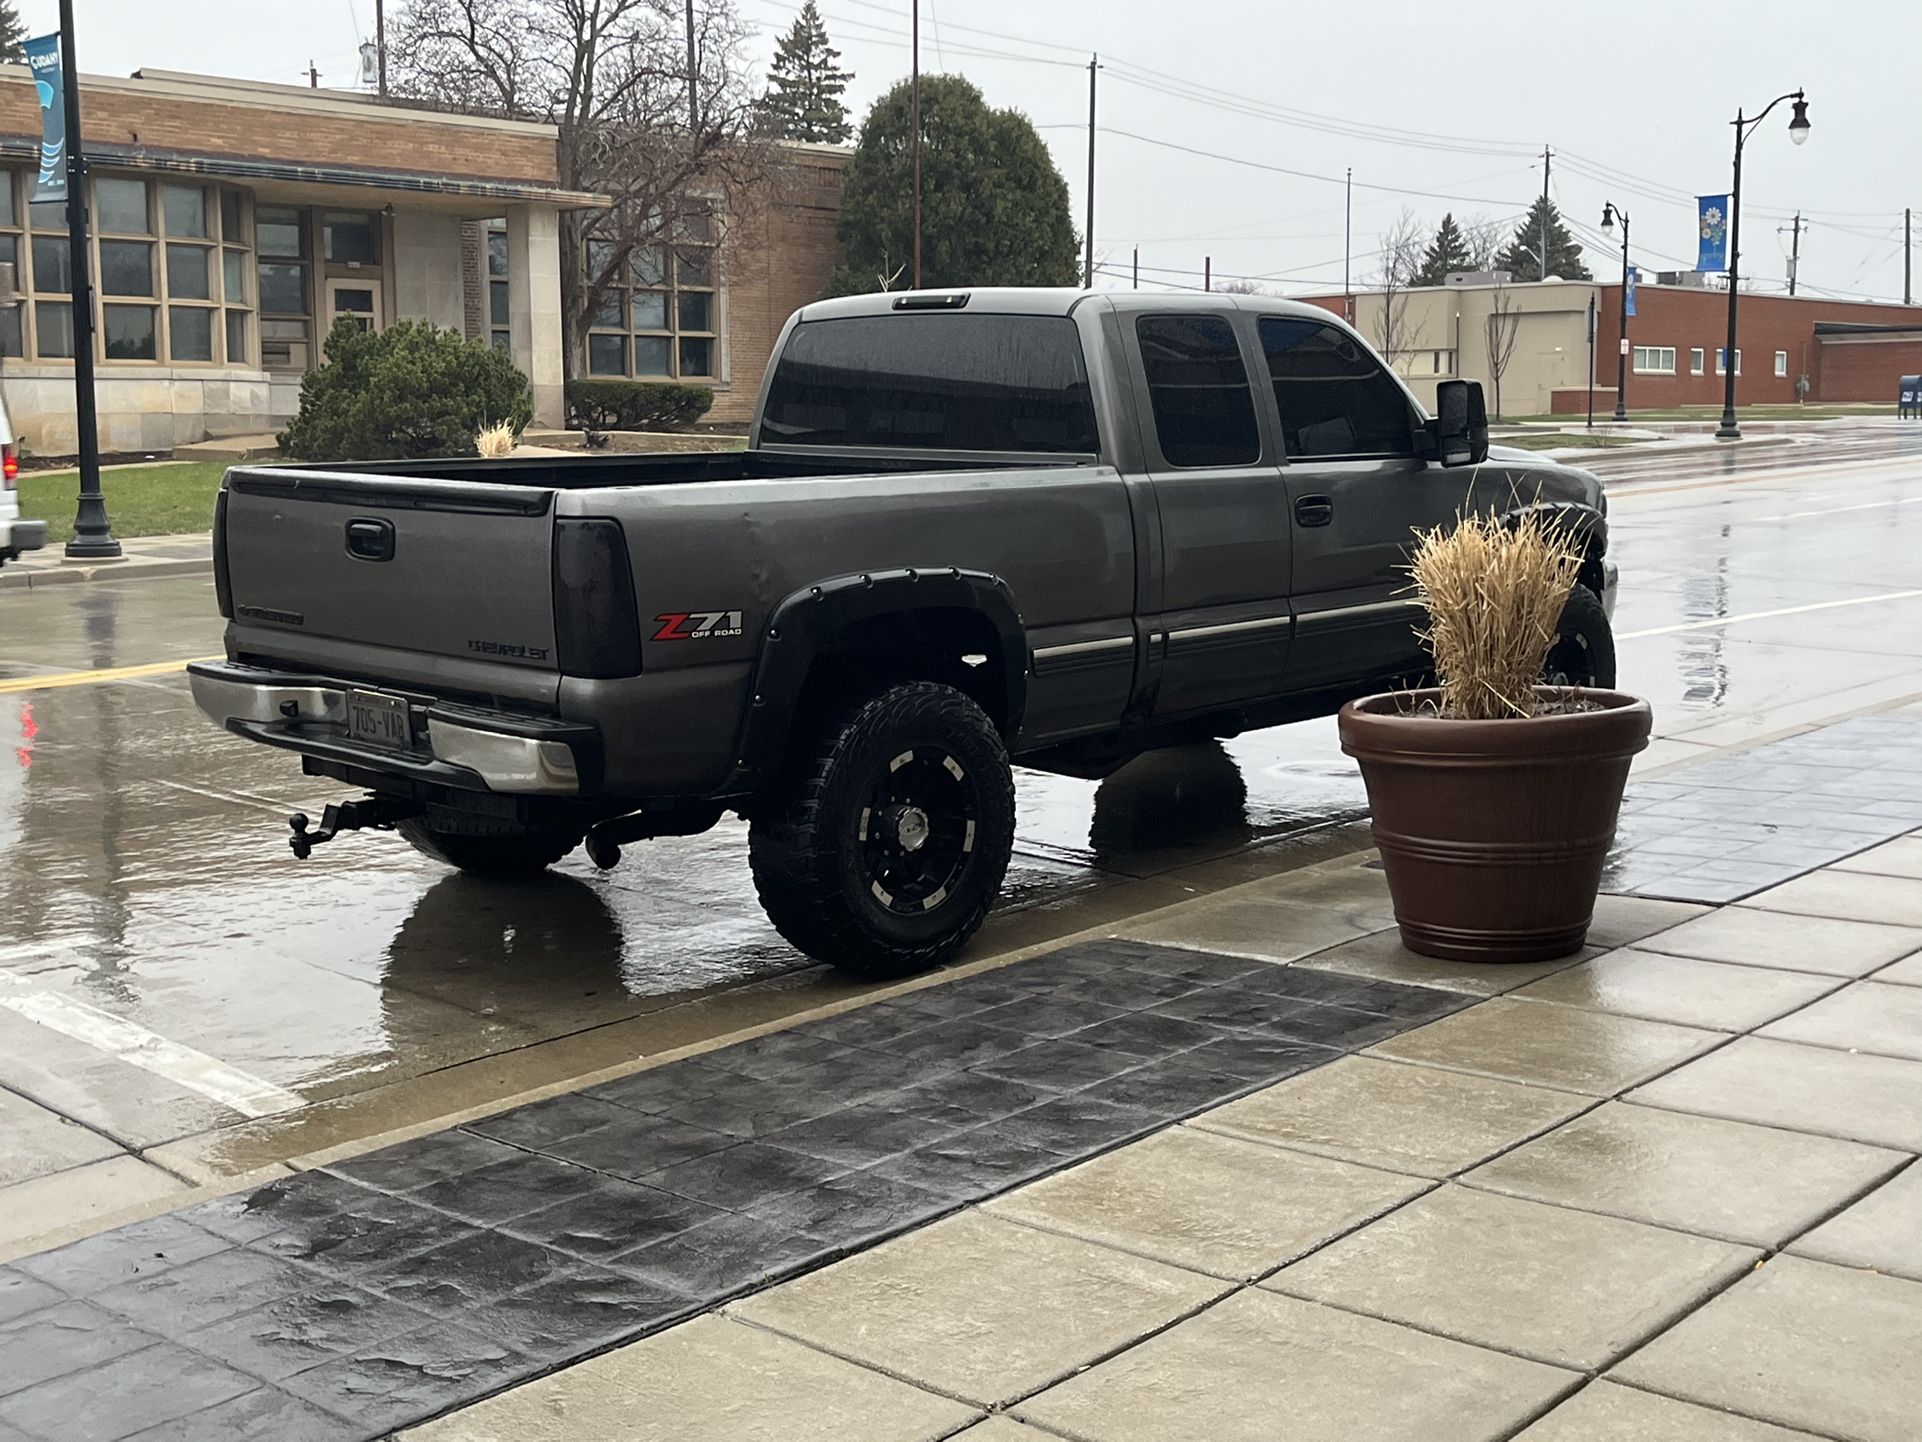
[396,817,583,877]
[750,681,1016,979]
[1544,584,1616,689]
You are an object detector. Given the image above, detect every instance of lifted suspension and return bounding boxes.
[288,793,424,859]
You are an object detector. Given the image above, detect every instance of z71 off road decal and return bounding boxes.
[653,610,745,641]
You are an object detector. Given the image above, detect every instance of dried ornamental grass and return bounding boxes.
[1408,507,1582,720]
[475,421,518,458]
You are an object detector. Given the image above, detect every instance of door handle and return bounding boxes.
[345,518,396,562]
[1294,495,1334,528]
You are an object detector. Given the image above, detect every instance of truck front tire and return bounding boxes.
[396,816,583,877]
[1544,584,1616,689]
[750,681,1016,978]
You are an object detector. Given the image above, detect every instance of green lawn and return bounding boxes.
[1508,403,1891,424]
[1496,433,1635,451]
[19,461,229,542]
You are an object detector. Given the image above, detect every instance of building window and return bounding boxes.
[1690,347,1705,375]
[257,204,312,370]
[0,172,22,358]
[323,211,379,266]
[2,171,242,365]
[1715,348,1742,376]
[1774,350,1789,378]
[1633,346,1676,375]
[486,218,510,351]
[220,189,251,366]
[582,207,720,381]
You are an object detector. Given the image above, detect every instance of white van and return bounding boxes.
[0,396,45,567]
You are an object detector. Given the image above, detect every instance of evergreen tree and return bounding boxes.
[1414,213,1473,286]
[1495,198,1591,282]
[0,3,27,65]
[756,1,853,144]
[834,74,1079,292]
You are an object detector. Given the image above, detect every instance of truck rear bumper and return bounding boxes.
[187,661,592,796]
[3,519,47,557]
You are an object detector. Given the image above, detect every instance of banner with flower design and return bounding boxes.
[1697,196,1730,272]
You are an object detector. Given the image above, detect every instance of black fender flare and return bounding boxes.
[725,567,1029,793]
[1501,499,1608,557]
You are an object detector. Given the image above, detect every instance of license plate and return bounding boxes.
[347,689,412,750]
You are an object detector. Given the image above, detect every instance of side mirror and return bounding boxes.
[1432,379,1489,467]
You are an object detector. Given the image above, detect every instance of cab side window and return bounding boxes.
[1259,317,1416,458]
[1136,315,1260,468]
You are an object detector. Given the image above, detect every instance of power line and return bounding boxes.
[1099,129,1531,207]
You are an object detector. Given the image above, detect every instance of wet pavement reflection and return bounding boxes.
[2,422,1920,1167]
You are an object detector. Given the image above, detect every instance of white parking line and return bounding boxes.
[1754,496,1922,522]
[1619,589,1922,640]
[0,974,305,1119]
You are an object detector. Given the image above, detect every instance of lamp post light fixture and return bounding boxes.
[1600,202,1630,421]
[1716,89,1811,440]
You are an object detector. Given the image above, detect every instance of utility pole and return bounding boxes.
[376,0,387,97]
[59,0,119,559]
[1779,212,1803,295]
[1537,147,1552,282]
[1343,166,1352,322]
[686,0,699,134]
[910,0,921,288]
[1907,207,1913,306]
[1083,54,1097,289]
[307,60,319,88]
[1132,246,1138,289]
[1204,256,1211,292]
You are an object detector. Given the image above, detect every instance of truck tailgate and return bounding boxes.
[221,469,560,702]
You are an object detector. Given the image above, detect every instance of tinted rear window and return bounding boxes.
[761,313,1098,453]
[1135,315,1260,468]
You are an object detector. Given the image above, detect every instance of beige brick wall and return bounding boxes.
[0,75,562,184]
[710,152,846,426]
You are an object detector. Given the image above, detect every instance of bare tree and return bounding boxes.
[1461,214,1506,274]
[390,0,771,376]
[1372,208,1426,364]
[1213,277,1270,296]
[1484,278,1522,420]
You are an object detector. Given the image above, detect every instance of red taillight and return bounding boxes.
[2,445,15,489]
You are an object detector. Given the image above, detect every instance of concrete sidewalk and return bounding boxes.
[0,531,212,590]
[404,843,1922,1442]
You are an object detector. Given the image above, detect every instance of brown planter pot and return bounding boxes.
[1338,688,1653,964]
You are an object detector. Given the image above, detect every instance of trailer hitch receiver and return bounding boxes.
[289,793,424,859]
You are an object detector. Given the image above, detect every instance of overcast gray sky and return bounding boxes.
[25,0,1922,304]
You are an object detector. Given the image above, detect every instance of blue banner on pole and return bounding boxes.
[1625,265,1638,317]
[1697,195,1729,272]
[25,34,66,203]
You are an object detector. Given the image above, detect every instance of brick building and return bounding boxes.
[1305,277,1922,417]
[0,66,849,453]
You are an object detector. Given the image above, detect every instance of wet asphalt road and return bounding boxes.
[2,421,1921,1189]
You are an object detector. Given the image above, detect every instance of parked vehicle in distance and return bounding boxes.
[0,396,45,568]
[190,288,1619,977]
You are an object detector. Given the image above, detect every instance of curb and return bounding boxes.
[0,555,213,590]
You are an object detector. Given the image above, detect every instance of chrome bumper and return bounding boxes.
[187,663,583,796]
[1600,556,1620,621]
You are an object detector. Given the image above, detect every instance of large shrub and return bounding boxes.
[565,379,715,431]
[279,318,534,461]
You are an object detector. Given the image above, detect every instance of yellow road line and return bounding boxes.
[0,655,223,694]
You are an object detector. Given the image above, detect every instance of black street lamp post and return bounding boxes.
[1716,89,1811,441]
[1600,202,1630,421]
[58,0,121,559]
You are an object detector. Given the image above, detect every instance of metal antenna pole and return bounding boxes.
[1343,166,1352,321]
[1083,54,1096,288]
[59,0,118,559]
[376,0,387,96]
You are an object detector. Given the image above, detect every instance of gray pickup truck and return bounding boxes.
[190,288,1618,977]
